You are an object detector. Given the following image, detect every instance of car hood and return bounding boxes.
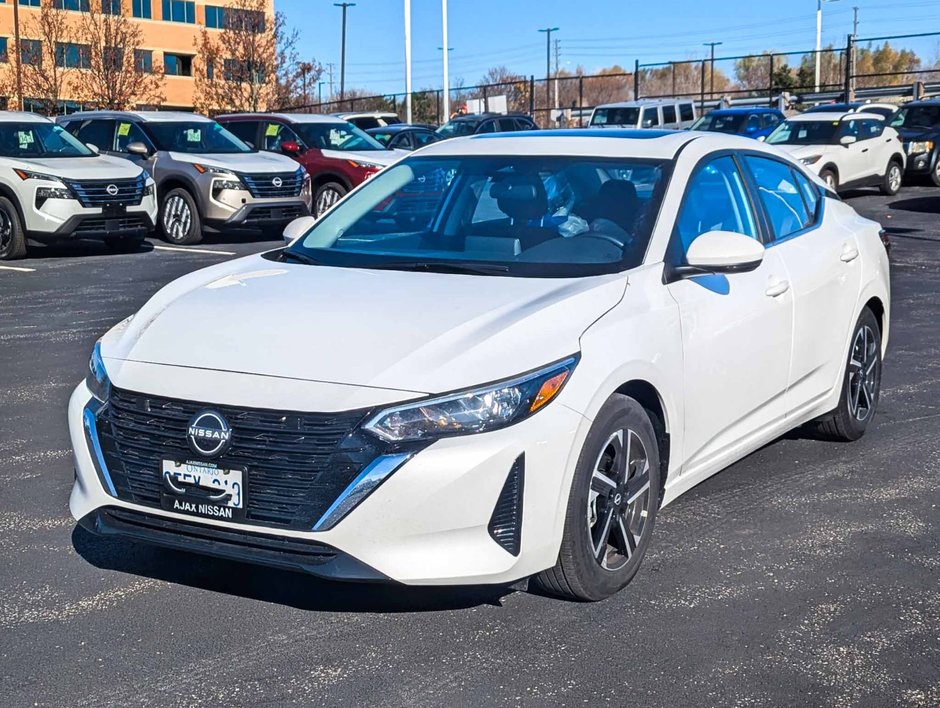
[773,144,834,158]
[168,151,300,173]
[6,154,146,180]
[101,253,627,395]
[321,148,399,166]
[897,127,938,141]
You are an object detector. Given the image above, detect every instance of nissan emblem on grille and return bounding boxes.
[186,410,232,458]
[272,177,283,188]
[106,184,119,196]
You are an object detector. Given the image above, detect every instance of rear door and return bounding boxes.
[742,154,861,411]
[837,119,870,183]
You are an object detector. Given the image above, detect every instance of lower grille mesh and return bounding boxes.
[488,454,525,556]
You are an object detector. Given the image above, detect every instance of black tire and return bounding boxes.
[819,168,838,192]
[811,308,882,442]
[103,235,146,253]
[313,181,347,217]
[930,155,940,188]
[0,196,28,260]
[159,188,202,245]
[881,160,903,196]
[534,394,661,601]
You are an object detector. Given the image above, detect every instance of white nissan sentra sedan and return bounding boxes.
[69,130,889,601]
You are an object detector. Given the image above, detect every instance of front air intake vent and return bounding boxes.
[487,454,525,556]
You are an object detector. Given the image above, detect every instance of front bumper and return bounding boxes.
[903,151,934,174]
[23,192,158,242]
[68,381,588,586]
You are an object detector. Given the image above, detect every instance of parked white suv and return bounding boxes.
[0,112,157,260]
[589,99,697,130]
[766,111,906,194]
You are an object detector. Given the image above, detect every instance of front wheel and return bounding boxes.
[534,395,661,601]
[930,156,940,187]
[819,168,838,191]
[881,161,902,196]
[160,188,202,245]
[811,307,883,441]
[0,196,27,260]
[314,182,347,217]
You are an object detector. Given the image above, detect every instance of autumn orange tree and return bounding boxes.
[78,0,165,109]
[13,0,79,115]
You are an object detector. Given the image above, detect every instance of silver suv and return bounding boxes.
[0,111,157,260]
[58,111,311,245]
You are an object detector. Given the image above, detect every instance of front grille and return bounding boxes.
[488,455,525,556]
[72,214,151,236]
[244,204,307,223]
[239,171,304,198]
[96,388,377,529]
[65,174,146,207]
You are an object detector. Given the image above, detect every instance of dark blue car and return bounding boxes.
[690,107,785,139]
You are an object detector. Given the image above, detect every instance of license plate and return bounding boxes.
[160,459,245,521]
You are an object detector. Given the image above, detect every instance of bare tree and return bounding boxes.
[194,0,301,114]
[16,0,80,115]
[78,0,164,109]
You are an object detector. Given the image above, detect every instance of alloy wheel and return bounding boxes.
[0,208,11,254]
[315,187,342,216]
[888,164,902,193]
[163,195,192,242]
[847,324,880,422]
[587,428,652,571]
[824,173,836,188]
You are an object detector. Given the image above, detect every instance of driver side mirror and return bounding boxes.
[840,135,857,146]
[126,141,150,157]
[683,230,765,274]
[282,215,317,244]
[85,142,100,155]
[280,140,304,156]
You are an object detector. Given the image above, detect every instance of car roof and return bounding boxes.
[708,107,779,115]
[902,98,940,106]
[0,111,51,124]
[217,112,345,125]
[365,124,433,133]
[333,111,399,119]
[412,129,710,159]
[449,113,531,122]
[59,110,211,123]
[595,99,693,109]
[788,111,885,122]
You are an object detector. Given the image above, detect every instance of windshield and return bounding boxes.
[146,121,252,153]
[284,155,671,278]
[766,120,839,146]
[691,113,747,134]
[295,122,386,151]
[436,120,478,138]
[0,122,94,158]
[590,107,641,127]
[891,105,940,130]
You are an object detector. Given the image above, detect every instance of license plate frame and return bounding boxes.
[160,459,247,522]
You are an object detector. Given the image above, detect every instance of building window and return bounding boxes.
[205,4,224,28]
[206,59,214,80]
[104,46,123,70]
[164,52,193,76]
[132,0,152,18]
[223,58,265,83]
[0,38,7,64]
[101,0,121,14]
[134,49,153,73]
[162,0,194,23]
[52,0,91,10]
[19,0,42,7]
[227,8,265,32]
[55,42,91,69]
[20,39,42,66]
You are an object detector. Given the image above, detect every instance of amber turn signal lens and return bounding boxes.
[193,164,208,174]
[529,371,570,413]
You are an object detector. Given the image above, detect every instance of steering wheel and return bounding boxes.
[574,231,626,249]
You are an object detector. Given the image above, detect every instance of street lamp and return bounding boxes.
[441,0,450,121]
[334,2,356,101]
[404,0,412,123]
[704,41,723,99]
[815,0,842,93]
[538,27,559,114]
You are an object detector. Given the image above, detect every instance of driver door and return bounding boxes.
[665,155,793,475]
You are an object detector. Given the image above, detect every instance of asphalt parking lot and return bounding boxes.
[1,186,938,707]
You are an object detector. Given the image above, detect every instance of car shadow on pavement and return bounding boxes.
[24,238,157,260]
[888,196,940,214]
[71,526,514,613]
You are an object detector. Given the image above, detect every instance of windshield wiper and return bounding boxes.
[364,260,510,275]
[280,249,323,266]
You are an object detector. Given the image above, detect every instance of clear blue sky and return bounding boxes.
[277,0,940,96]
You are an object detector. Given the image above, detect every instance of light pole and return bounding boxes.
[12,0,23,111]
[334,2,355,101]
[704,41,722,99]
[318,81,325,105]
[538,27,559,115]
[404,0,412,123]
[441,0,450,120]
[815,0,842,93]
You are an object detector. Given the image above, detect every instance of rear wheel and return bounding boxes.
[881,160,902,196]
[314,182,346,217]
[534,395,661,601]
[0,196,27,260]
[160,188,202,245]
[819,168,838,191]
[811,308,882,441]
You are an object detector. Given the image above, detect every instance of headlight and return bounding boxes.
[85,341,111,403]
[14,168,64,183]
[800,155,823,165]
[143,181,155,197]
[346,160,383,170]
[906,140,933,155]
[212,178,244,191]
[363,356,578,442]
[35,186,75,207]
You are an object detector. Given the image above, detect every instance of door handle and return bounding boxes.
[861,147,869,153]
[765,279,790,297]
[841,244,860,262]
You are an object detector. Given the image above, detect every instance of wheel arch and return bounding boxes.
[819,163,839,181]
[613,379,671,495]
[157,176,205,214]
[864,295,886,341]
[312,172,352,191]
[0,184,26,226]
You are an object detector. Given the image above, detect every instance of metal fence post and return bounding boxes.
[844,35,855,102]
[529,75,535,116]
[633,59,640,99]
[578,74,584,112]
[700,60,706,112]
[768,53,775,103]
[436,90,441,124]
[482,84,488,112]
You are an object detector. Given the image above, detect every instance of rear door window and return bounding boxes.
[662,105,677,125]
[497,118,518,132]
[745,156,812,240]
[679,103,695,122]
[263,122,302,151]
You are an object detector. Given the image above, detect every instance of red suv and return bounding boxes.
[218,113,401,216]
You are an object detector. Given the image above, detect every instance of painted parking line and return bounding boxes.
[0,265,36,273]
[153,245,237,256]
